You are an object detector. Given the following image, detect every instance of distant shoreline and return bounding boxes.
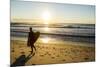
[11,22,95,29]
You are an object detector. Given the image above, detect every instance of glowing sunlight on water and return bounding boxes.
[44,27,50,32]
[41,37,50,43]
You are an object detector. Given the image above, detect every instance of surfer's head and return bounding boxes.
[30,27,32,31]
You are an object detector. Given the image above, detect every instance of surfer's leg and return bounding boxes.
[33,45,36,51]
[31,46,33,53]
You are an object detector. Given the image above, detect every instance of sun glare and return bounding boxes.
[42,37,50,43]
[42,11,51,24]
[44,27,49,31]
[42,11,51,20]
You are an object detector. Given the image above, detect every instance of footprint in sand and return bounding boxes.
[21,51,25,54]
[51,56,55,59]
[44,53,47,55]
[62,59,66,61]
[65,51,68,53]
[45,47,48,49]
[65,54,67,56]
[11,49,14,52]
[56,55,59,57]
[53,47,56,50]
[40,55,44,57]
[48,53,51,56]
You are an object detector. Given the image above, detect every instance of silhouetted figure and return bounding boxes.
[27,27,40,54]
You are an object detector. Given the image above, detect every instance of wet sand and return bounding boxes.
[11,40,95,66]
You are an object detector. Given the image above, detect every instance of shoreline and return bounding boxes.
[10,38,95,47]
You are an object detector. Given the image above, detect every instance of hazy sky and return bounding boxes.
[11,0,95,24]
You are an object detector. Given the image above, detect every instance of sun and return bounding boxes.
[42,11,51,24]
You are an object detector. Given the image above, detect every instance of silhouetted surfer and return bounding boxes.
[27,27,40,54]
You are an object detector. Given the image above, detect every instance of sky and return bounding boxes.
[11,0,95,24]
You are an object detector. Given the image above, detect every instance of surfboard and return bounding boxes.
[33,31,40,43]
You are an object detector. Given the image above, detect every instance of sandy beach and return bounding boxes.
[11,40,95,66]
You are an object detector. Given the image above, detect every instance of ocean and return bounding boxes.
[10,23,95,46]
